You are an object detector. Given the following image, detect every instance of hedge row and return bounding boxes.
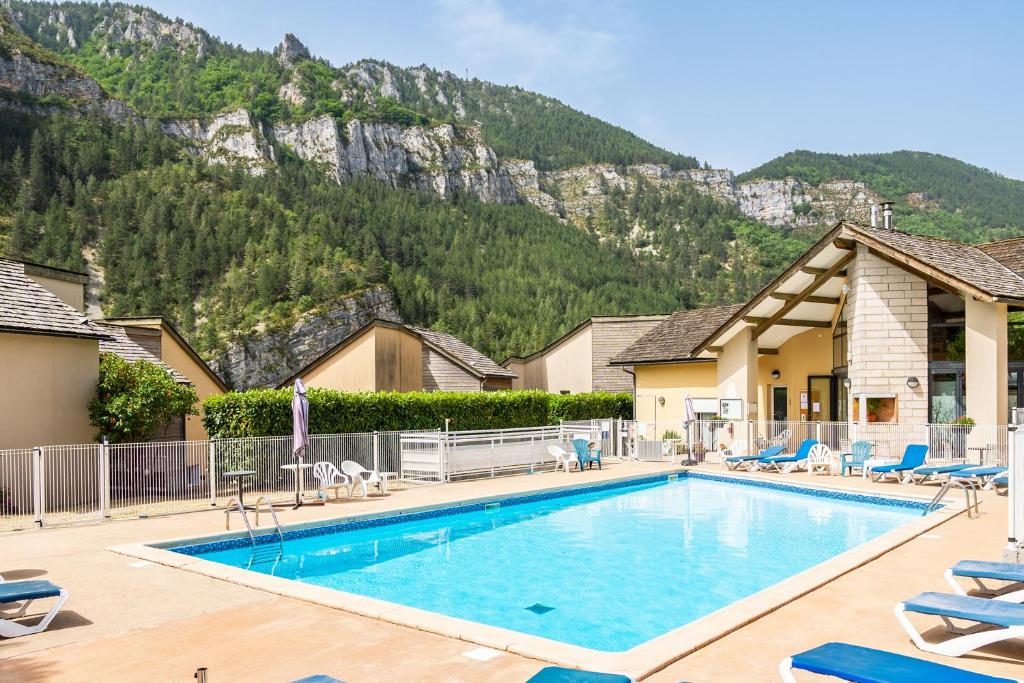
[203,389,633,438]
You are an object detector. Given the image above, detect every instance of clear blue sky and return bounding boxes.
[132,0,1024,178]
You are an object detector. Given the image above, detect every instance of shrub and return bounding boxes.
[203,389,632,438]
[89,353,199,443]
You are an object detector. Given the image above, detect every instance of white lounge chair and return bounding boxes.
[807,443,834,476]
[945,560,1024,602]
[312,461,351,500]
[340,460,387,498]
[548,445,577,473]
[894,591,1024,657]
[0,580,69,638]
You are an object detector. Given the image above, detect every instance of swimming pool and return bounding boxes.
[171,473,926,652]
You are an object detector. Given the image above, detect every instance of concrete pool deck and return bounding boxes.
[2,460,1023,681]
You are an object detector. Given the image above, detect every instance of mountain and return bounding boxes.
[2,1,1021,388]
[739,150,1024,241]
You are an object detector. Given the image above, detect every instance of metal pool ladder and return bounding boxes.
[925,479,979,519]
[224,496,286,567]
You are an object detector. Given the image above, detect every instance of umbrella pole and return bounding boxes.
[293,455,303,509]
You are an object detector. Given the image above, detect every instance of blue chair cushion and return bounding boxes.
[903,592,1024,627]
[951,467,1007,478]
[526,667,631,683]
[869,463,906,473]
[790,642,1016,683]
[995,475,1009,486]
[0,579,62,603]
[290,677,344,683]
[913,464,973,475]
[952,560,1024,582]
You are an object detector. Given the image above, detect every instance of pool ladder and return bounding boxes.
[924,479,980,519]
[224,496,285,567]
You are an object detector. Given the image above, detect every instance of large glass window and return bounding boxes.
[832,316,848,370]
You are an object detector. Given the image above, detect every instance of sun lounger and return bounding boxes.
[526,666,631,682]
[290,676,345,683]
[724,445,784,471]
[894,591,1024,656]
[909,463,974,485]
[994,475,1009,495]
[778,641,1019,683]
[951,466,1008,490]
[0,579,69,638]
[945,561,1024,603]
[869,444,928,483]
[755,439,818,473]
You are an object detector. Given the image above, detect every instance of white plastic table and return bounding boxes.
[862,457,897,479]
[280,463,314,506]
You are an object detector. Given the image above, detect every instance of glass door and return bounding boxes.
[930,370,965,423]
[772,386,788,422]
[807,376,833,422]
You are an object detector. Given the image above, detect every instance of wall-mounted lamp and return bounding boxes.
[771,370,781,380]
[841,284,850,295]
[906,376,920,389]
[843,377,852,388]
[658,396,666,406]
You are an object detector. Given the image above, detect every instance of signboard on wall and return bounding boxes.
[719,398,743,420]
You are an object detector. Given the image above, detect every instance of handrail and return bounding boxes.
[925,479,979,518]
[224,496,256,544]
[253,495,285,544]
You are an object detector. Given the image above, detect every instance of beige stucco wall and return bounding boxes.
[634,362,718,437]
[158,332,224,441]
[304,328,378,391]
[965,297,1008,425]
[846,246,929,423]
[28,273,85,312]
[756,329,834,421]
[716,327,759,419]
[0,333,98,448]
[374,326,422,392]
[536,325,593,394]
[504,359,525,389]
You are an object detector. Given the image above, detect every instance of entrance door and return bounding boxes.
[930,370,965,423]
[772,386,788,422]
[808,376,834,422]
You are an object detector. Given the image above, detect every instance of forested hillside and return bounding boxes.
[740,150,1024,241]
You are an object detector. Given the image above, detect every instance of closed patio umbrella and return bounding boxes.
[292,378,309,508]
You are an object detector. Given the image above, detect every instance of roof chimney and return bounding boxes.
[870,204,879,228]
[882,201,894,230]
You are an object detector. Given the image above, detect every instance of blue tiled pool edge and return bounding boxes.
[168,470,933,556]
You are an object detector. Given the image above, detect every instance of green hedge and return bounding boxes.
[203,389,632,438]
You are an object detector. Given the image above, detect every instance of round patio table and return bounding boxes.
[223,469,257,509]
[280,463,314,508]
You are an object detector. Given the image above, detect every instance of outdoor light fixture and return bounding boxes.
[658,396,666,406]
[771,369,781,380]
[907,376,920,389]
[843,377,852,388]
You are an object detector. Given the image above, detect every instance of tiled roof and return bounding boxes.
[609,305,743,365]
[850,224,1024,300]
[978,237,1024,280]
[409,326,517,378]
[0,259,108,339]
[96,324,191,384]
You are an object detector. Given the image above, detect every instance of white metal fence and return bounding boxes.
[689,419,1010,467]
[0,420,629,532]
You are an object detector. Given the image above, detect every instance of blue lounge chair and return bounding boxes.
[291,677,344,683]
[755,439,818,473]
[527,666,631,682]
[869,444,928,483]
[778,642,1018,683]
[894,591,1024,656]
[946,561,1024,603]
[0,579,69,638]
[571,439,601,471]
[951,466,1008,490]
[909,462,974,485]
[994,475,1009,495]
[839,440,873,477]
[724,445,784,471]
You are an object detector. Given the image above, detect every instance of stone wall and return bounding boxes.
[846,245,929,423]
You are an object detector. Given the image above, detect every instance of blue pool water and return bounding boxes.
[175,475,923,651]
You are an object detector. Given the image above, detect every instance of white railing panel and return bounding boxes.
[40,444,102,526]
[0,448,36,532]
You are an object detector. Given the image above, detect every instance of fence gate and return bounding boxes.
[39,444,104,527]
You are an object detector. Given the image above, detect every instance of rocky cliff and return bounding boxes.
[210,286,401,390]
[162,108,275,175]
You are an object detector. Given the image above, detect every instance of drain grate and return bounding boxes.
[525,603,555,615]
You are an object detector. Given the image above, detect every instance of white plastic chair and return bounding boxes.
[807,444,834,476]
[548,445,577,472]
[341,460,387,498]
[312,461,350,500]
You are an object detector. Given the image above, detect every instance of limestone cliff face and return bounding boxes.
[92,7,208,57]
[209,286,401,390]
[163,108,275,175]
[273,116,519,203]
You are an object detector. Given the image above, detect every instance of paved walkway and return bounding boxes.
[2,461,1022,682]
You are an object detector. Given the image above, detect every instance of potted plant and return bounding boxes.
[949,415,975,461]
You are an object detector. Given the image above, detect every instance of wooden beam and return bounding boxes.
[801,266,848,277]
[706,345,722,353]
[831,288,848,333]
[770,292,840,305]
[754,252,855,339]
[758,348,778,355]
[744,317,832,328]
[832,237,856,250]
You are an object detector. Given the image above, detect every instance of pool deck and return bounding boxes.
[2,460,1023,682]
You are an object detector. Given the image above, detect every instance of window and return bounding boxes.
[853,394,898,423]
[832,315,848,370]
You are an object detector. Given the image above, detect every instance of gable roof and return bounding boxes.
[101,316,228,391]
[96,323,191,384]
[979,237,1024,280]
[408,326,516,379]
[609,305,743,365]
[503,313,670,366]
[0,259,108,340]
